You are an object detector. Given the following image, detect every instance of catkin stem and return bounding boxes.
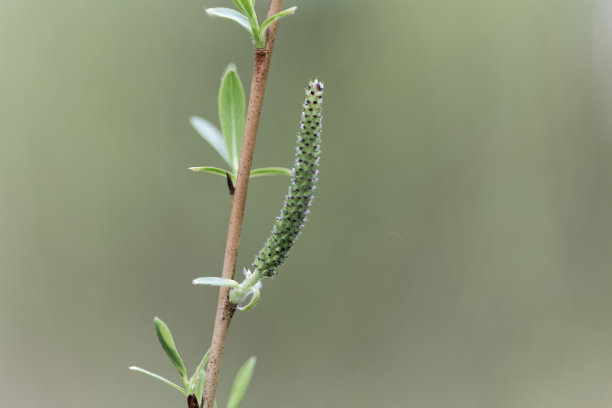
[201,1,284,408]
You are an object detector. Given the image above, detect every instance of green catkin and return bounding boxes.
[252,80,324,277]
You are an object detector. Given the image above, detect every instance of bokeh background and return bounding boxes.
[1,0,612,407]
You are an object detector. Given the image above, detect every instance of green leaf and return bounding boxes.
[250,167,292,178]
[236,287,260,311]
[205,8,252,34]
[259,7,297,35]
[129,366,188,396]
[190,116,232,167]
[192,277,240,288]
[231,0,248,14]
[233,0,254,17]
[154,317,188,388]
[189,166,236,181]
[227,357,257,408]
[190,349,211,388]
[190,166,289,181]
[218,64,246,173]
[195,369,206,402]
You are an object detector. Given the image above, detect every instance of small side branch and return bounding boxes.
[201,1,284,408]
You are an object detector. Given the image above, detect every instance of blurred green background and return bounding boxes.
[1,0,612,407]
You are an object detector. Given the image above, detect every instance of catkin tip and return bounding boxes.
[309,79,323,89]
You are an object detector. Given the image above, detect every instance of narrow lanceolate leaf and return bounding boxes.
[129,366,188,396]
[218,65,246,173]
[250,167,292,178]
[192,277,240,288]
[189,166,235,182]
[154,317,188,381]
[189,350,210,398]
[190,167,291,181]
[190,116,232,167]
[227,357,257,408]
[231,0,249,15]
[233,0,254,17]
[251,80,324,277]
[195,369,206,402]
[259,7,297,35]
[205,8,252,34]
[190,349,211,387]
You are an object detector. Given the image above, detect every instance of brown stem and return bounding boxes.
[201,1,284,408]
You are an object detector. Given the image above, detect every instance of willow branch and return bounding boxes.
[201,1,284,408]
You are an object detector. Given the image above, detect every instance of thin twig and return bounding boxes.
[201,1,284,408]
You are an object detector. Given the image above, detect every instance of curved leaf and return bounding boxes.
[219,65,246,173]
[195,369,206,402]
[250,167,292,178]
[259,7,297,35]
[154,317,188,386]
[190,116,232,167]
[189,166,235,180]
[231,0,248,15]
[205,8,252,34]
[232,0,254,17]
[129,366,188,396]
[190,349,211,388]
[192,277,240,288]
[236,287,260,311]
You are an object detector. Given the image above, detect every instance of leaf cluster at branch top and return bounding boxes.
[189,64,291,186]
[206,0,297,49]
[130,317,256,408]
